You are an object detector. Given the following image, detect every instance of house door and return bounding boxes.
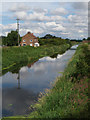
[30,44,33,46]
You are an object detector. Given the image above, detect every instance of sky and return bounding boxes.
[0,1,89,39]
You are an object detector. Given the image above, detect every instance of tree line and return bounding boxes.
[1,31,90,46]
[2,31,21,46]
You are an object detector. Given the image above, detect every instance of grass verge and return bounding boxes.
[2,44,70,72]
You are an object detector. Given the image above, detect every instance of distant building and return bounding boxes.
[20,32,39,47]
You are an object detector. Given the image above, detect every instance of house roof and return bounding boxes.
[22,32,37,39]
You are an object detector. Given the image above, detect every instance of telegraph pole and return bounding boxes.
[16,18,20,46]
[17,71,20,89]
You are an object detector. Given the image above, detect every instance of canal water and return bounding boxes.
[2,49,76,117]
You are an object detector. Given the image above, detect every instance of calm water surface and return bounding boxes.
[2,49,76,117]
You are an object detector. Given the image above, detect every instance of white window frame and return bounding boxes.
[30,40,32,42]
[23,40,26,42]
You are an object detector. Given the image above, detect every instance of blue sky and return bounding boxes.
[0,2,88,39]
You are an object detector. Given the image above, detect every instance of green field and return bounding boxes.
[2,44,70,72]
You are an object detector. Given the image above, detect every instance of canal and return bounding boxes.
[1,49,76,117]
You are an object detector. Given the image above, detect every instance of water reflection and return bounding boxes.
[2,49,76,117]
[17,72,20,89]
[2,88,39,116]
[2,60,29,76]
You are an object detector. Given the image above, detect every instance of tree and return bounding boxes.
[87,37,90,41]
[83,38,86,41]
[2,36,7,45]
[6,31,21,46]
[41,34,57,39]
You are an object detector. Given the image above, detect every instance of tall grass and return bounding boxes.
[2,44,70,71]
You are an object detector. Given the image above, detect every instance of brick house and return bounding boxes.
[20,32,39,47]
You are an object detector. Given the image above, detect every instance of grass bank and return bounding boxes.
[2,43,89,120]
[31,44,90,119]
[2,44,70,71]
[28,43,89,119]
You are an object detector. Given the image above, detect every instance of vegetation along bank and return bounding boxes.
[28,43,89,119]
[2,42,71,73]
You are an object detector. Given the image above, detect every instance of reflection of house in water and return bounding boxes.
[27,61,37,68]
[16,61,37,89]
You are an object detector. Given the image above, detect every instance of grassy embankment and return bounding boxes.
[2,43,90,120]
[29,43,89,119]
[2,44,70,72]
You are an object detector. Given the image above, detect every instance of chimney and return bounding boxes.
[27,32,31,34]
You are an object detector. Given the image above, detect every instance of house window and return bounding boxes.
[23,40,26,42]
[23,43,26,46]
[30,44,33,46]
[30,40,32,42]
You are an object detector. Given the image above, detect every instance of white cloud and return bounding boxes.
[27,12,49,21]
[33,28,44,34]
[78,30,83,33]
[9,3,30,12]
[51,16,66,21]
[13,10,66,22]
[1,2,88,39]
[14,11,27,20]
[1,23,16,30]
[37,22,65,33]
[45,22,57,27]
[51,7,68,15]
[13,11,50,21]
[0,23,17,36]
[52,25,65,31]
[61,32,70,35]
[32,7,48,14]
[68,14,88,24]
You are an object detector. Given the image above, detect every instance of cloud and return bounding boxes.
[14,11,27,20]
[68,14,88,24]
[1,2,88,39]
[50,7,68,15]
[13,10,66,22]
[27,12,49,21]
[37,22,65,34]
[50,16,66,21]
[72,2,88,10]
[9,3,30,12]
[13,11,49,21]
[78,30,83,33]
[0,23,16,36]
[52,25,65,31]
[32,7,48,14]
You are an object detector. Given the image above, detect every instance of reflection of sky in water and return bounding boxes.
[2,49,75,117]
